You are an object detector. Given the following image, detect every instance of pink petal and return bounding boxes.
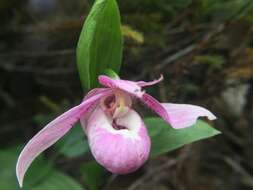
[83,88,112,101]
[141,93,171,122]
[80,88,113,128]
[161,103,216,129]
[137,75,163,87]
[82,107,150,174]
[98,75,144,97]
[98,75,163,98]
[140,93,216,129]
[16,92,108,187]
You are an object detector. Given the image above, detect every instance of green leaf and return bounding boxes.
[82,161,106,190]
[145,118,221,157]
[56,123,89,158]
[0,146,53,190]
[77,0,123,90]
[0,147,20,190]
[0,179,18,190]
[103,68,120,79]
[32,171,84,190]
[0,146,84,190]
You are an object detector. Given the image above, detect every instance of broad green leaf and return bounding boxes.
[32,171,84,190]
[82,161,106,190]
[77,0,123,90]
[145,118,221,157]
[0,179,17,190]
[23,155,53,188]
[0,149,17,179]
[0,146,53,190]
[0,147,20,190]
[0,146,84,190]
[56,123,89,158]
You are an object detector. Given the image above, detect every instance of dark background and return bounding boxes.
[1,0,253,189]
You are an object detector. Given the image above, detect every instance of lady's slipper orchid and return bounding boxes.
[16,75,216,187]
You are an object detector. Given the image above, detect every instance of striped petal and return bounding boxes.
[83,88,112,101]
[98,75,163,98]
[98,75,144,97]
[137,75,163,87]
[140,93,216,129]
[161,103,216,129]
[141,93,171,123]
[16,92,108,187]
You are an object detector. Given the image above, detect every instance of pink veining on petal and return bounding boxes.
[137,75,164,87]
[141,93,171,123]
[82,107,150,174]
[16,92,109,187]
[161,103,216,129]
[98,75,216,129]
[81,88,113,127]
[98,75,144,98]
[83,88,112,101]
[140,93,216,129]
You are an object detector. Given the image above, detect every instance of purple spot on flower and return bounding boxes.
[112,120,128,130]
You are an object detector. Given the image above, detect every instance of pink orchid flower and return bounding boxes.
[16,75,216,187]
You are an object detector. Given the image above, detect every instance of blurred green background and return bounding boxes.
[1,0,253,189]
